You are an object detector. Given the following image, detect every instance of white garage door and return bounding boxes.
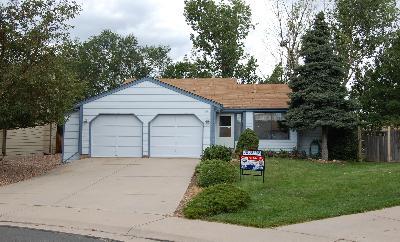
[150,115,203,158]
[91,114,142,157]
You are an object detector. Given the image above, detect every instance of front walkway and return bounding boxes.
[0,157,399,241]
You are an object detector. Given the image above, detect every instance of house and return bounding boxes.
[1,124,58,156]
[62,77,320,162]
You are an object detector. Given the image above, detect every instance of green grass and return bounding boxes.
[207,158,400,228]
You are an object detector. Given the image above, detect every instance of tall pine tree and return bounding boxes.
[286,12,356,160]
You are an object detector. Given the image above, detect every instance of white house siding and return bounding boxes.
[245,111,253,129]
[258,130,298,151]
[81,80,212,157]
[62,111,80,161]
[243,111,297,151]
[298,128,322,155]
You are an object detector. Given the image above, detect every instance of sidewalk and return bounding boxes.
[1,206,399,241]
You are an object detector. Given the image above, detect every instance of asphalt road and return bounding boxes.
[0,226,119,242]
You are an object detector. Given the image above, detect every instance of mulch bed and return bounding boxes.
[174,172,202,217]
[0,154,61,186]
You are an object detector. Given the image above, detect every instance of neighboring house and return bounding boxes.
[62,77,320,162]
[1,124,57,156]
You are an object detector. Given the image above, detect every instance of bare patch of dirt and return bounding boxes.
[174,172,202,217]
[0,154,61,186]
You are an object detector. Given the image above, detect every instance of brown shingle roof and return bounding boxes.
[125,78,291,109]
[159,78,290,109]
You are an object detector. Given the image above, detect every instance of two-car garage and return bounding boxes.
[62,78,218,162]
[90,114,204,158]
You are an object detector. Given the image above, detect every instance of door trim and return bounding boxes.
[89,113,144,157]
[148,114,204,157]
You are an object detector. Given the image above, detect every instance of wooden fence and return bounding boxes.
[363,128,400,162]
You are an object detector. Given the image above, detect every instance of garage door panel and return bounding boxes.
[91,115,142,157]
[151,126,201,137]
[150,115,203,158]
[94,128,142,137]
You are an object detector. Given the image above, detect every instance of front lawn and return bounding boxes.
[207,158,400,227]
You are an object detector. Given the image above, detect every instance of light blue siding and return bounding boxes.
[62,111,80,162]
[298,128,322,155]
[245,111,253,129]
[81,80,212,157]
[258,130,298,151]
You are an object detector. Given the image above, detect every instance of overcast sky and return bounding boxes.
[69,0,279,77]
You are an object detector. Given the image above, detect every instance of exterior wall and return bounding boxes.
[258,130,298,151]
[62,111,80,161]
[245,111,253,129]
[243,111,297,151]
[298,128,322,155]
[81,80,212,157]
[0,124,57,156]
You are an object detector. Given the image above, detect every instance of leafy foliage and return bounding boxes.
[356,31,400,128]
[286,12,356,160]
[332,0,399,84]
[201,145,232,162]
[271,0,316,80]
[0,0,84,130]
[235,128,259,155]
[328,128,358,161]
[162,56,212,78]
[73,30,172,97]
[184,0,259,83]
[260,63,285,84]
[183,184,250,219]
[197,159,237,187]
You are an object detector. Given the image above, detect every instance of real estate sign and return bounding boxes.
[240,150,264,171]
[240,150,265,182]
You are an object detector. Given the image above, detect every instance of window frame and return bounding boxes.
[253,112,290,140]
[218,115,232,138]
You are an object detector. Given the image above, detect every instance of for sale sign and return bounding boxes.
[240,150,264,171]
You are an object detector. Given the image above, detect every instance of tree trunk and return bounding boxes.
[321,126,328,160]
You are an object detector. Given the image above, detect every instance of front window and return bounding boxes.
[219,115,231,137]
[254,113,289,140]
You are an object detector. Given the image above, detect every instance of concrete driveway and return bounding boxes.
[0,157,198,241]
[1,157,400,242]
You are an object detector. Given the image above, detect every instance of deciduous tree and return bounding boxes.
[0,0,84,130]
[74,30,172,97]
[184,0,259,83]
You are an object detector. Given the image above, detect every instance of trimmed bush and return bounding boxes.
[183,184,251,219]
[235,128,259,155]
[197,159,237,187]
[201,145,232,162]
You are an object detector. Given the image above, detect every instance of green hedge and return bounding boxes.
[183,184,251,219]
[197,159,237,187]
[201,145,232,162]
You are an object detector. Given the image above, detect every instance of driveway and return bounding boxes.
[1,157,400,241]
[0,157,198,241]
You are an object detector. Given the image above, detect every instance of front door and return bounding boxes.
[216,114,234,148]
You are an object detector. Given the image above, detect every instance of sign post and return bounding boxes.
[240,150,265,183]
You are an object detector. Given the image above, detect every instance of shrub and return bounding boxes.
[201,145,232,162]
[264,148,307,159]
[235,128,259,155]
[328,128,358,161]
[183,184,251,219]
[197,159,237,187]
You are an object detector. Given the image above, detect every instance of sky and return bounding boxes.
[69,0,279,77]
